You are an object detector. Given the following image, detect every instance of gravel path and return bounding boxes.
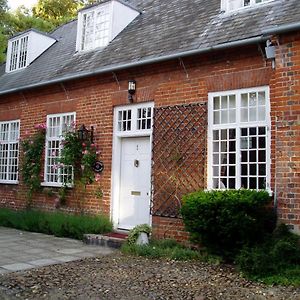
[0,253,299,300]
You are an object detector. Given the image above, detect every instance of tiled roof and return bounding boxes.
[0,0,299,95]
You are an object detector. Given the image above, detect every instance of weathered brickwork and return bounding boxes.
[0,37,299,238]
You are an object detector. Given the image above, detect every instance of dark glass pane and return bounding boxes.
[259,137,266,148]
[241,164,247,175]
[241,151,248,162]
[229,166,235,176]
[241,128,247,136]
[221,129,227,140]
[249,177,257,189]
[229,129,236,139]
[241,177,248,188]
[249,127,257,136]
[250,137,257,149]
[213,130,219,140]
[259,177,266,189]
[258,127,266,135]
[249,150,257,162]
[229,153,236,164]
[229,178,235,189]
[259,164,266,175]
[229,141,236,152]
[249,164,257,175]
[258,150,266,162]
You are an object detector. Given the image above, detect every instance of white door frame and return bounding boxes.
[111,102,154,229]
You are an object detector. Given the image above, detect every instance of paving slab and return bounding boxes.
[0,227,115,273]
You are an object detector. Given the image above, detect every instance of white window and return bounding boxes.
[79,4,111,51]
[208,87,270,191]
[0,120,20,184]
[44,113,75,186]
[223,0,273,12]
[8,35,29,72]
[115,103,154,136]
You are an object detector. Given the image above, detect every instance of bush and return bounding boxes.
[181,190,276,260]
[0,208,112,239]
[236,224,300,282]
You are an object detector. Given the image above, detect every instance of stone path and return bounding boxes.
[0,227,114,274]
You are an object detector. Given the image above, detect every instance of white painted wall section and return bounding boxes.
[111,0,140,40]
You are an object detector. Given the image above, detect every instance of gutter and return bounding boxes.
[1,21,300,96]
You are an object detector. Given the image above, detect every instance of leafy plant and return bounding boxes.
[127,224,152,245]
[122,239,221,263]
[181,189,276,260]
[0,208,113,240]
[21,124,46,205]
[236,224,300,282]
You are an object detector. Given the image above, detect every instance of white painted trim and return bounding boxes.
[223,0,275,14]
[111,102,154,229]
[207,86,271,193]
[0,119,20,184]
[44,112,76,185]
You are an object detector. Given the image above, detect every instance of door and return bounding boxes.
[118,137,151,230]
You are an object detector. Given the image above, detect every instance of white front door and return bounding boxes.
[118,137,151,230]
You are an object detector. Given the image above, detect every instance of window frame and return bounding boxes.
[114,102,154,138]
[207,86,271,192]
[222,0,274,13]
[0,120,20,184]
[43,112,76,187]
[7,34,29,73]
[76,2,113,52]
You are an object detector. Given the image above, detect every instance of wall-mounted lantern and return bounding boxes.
[265,40,276,59]
[78,124,94,143]
[128,79,136,102]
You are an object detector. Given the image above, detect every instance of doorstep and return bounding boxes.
[83,232,128,249]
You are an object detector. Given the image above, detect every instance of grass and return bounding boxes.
[121,239,221,263]
[0,208,113,240]
[249,266,300,286]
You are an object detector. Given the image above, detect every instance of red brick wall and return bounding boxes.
[0,38,299,238]
[270,33,300,234]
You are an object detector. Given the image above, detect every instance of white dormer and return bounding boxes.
[76,0,139,52]
[6,30,56,73]
[221,0,273,12]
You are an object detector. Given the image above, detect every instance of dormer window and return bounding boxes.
[222,0,272,12]
[9,35,29,72]
[76,0,139,52]
[6,29,56,73]
[81,3,111,51]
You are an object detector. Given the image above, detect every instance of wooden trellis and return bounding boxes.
[151,103,207,218]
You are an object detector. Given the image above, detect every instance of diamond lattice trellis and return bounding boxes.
[151,103,207,218]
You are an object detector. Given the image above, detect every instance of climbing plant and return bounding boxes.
[21,124,47,205]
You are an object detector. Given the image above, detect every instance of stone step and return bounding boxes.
[83,232,128,249]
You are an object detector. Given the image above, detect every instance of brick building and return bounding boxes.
[0,0,299,239]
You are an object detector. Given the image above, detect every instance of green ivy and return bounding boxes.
[21,124,46,205]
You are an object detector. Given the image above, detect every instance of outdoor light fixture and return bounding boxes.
[128,79,136,102]
[78,124,94,143]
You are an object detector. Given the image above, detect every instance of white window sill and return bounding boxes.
[41,182,73,188]
[0,181,19,185]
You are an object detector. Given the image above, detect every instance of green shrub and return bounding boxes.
[0,208,112,239]
[236,224,300,280]
[181,189,276,260]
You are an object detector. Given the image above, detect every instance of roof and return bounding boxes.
[8,28,56,41]
[1,0,300,96]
